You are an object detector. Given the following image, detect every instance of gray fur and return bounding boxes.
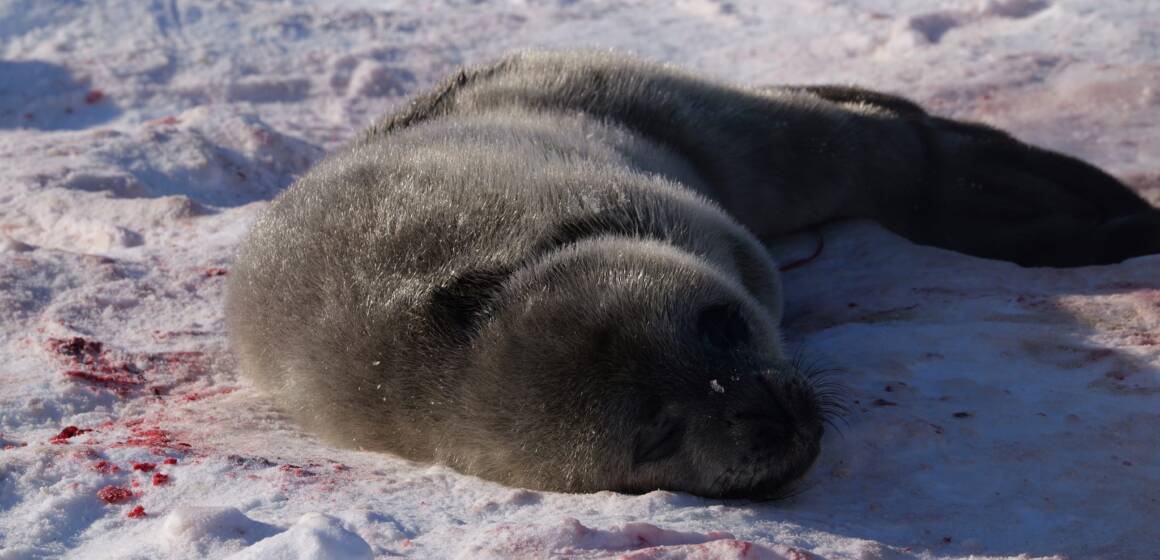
[227,52,1160,498]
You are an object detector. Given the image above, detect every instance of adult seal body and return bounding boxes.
[226,52,1160,498]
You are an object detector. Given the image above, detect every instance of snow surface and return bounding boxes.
[1,0,1158,558]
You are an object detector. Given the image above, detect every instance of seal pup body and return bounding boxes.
[227,52,1160,498]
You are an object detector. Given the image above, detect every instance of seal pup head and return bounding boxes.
[430,236,828,500]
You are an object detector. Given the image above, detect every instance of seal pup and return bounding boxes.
[226,52,1160,499]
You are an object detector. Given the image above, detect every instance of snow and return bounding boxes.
[1,0,1157,558]
[222,512,373,560]
[160,507,280,557]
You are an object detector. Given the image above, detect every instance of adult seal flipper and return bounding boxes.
[226,52,1160,499]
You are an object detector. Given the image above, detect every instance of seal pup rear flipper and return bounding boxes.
[769,83,1160,266]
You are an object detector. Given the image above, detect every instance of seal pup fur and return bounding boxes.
[226,52,1160,499]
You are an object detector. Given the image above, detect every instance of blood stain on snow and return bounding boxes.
[48,337,212,398]
[1124,333,1160,346]
[84,89,105,105]
[50,425,92,444]
[71,448,100,461]
[2,431,26,449]
[112,426,192,456]
[182,387,236,402]
[152,472,170,486]
[151,329,212,341]
[278,464,317,477]
[97,485,134,504]
[156,351,204,362]
[723,541,752,555]
[127,505,147,519]
[131,462,156,472]
[786,548,811,560]
[163,458,178,465]
[53,337,103,358]
[92,460,121,474]
[149,115,181,126]
[205,267,229,277]
[64,368,143,388]
[50,337,144,395]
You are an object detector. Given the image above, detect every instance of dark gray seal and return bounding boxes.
[226,52,1160,499]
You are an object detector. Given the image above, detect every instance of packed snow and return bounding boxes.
[1,0,1157,558]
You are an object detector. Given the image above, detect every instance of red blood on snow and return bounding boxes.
[163,458,178,465]
[52,337,103,358]
[50,426,92,444]
[92,460,121,474]
[97,485,133,504]
[84,89,104,105]
[132,462,156,472]
[127,505,147,519]
[64,369,143,386]
[152,473,170,486]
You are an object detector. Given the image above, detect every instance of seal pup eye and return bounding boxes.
[632,398,686,466]
[696,304,751,351]
[427,267,511,340]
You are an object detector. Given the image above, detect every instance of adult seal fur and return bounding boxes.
[226,52,1160,498]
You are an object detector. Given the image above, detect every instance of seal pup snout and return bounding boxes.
[688,367,825,499]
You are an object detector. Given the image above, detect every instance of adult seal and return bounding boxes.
[226,52,1160,499]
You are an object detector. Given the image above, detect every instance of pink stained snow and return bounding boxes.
[1,0,1158,558]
